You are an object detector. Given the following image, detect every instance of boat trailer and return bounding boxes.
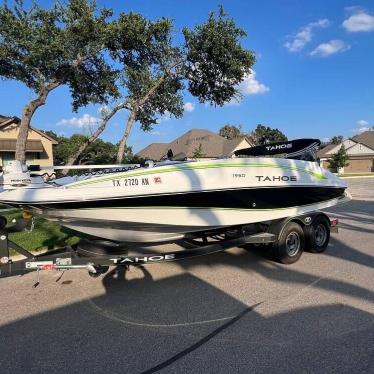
[0,212,338,285]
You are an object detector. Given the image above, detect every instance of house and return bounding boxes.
[136,129,254,161]
[0,115,58,171]
[317,131,374,173]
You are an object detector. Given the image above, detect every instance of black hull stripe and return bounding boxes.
[24,187,345,210]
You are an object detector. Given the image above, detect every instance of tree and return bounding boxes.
[0,0,120,163]
[191,144,205,159]
[65,6,256,166]
[330,135,343,145]
[219,124,243,139]
[1,2,255,167]
[250,124,288,145]
[329,144,349,173]
[113,7,255,163]
[52,133,135,166]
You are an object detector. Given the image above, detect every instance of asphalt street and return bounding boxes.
[0,179,373,373]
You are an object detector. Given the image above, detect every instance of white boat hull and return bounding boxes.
[0,157,349,242]
[44,195,348,242]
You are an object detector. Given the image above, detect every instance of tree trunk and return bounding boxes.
[61,102,128,176]
[15,81,60,163]
[116,110,137,163]
[115,74,169,164]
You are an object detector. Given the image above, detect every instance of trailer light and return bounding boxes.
[41,264,56,271]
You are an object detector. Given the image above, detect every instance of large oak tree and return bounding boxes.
[0,0,123,162]
[1,2,255,166]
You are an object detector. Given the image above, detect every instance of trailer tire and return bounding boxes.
[274,222,304,264]
[304,216,330,253]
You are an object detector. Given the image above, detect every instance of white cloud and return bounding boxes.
[357,119,369,127]
[357,127,370,133]
[355,119,371,133]
[284,18,330,52]
[238,70,269,95]
[56,114,100,128]
[156,111,171,124]
[343,11,374,32]
[352,119,371,134]
[310,40,351,56]
[151,131,161,135]
[183,102,195,112]
[225,70,269,106]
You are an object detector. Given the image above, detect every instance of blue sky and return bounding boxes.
[1,0,374,152]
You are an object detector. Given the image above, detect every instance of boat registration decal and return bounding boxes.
[112,178,150,187]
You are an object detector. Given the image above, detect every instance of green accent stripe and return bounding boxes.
[67,161,327,188]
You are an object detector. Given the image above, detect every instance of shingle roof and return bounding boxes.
[317,131,374,159]
[137,142,169,160]
[136,129,252,160]
[352,131,374,150]
[317,144,337,158]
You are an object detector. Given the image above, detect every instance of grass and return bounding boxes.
[2,209,83,255]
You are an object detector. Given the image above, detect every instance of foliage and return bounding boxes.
[219,124,243,139]
[52,133,134,165]
[329,144,349,172]
[330,135,343,145]
[1,1,256,163]
[0,0,119,110]
[113,6,255,162]
[250,124,288,145]
[183,6,255,105]
[191,143,205,159]
[0,0,121,162]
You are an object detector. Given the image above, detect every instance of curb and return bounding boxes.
[340,175,374,179]
[352,195,374,201]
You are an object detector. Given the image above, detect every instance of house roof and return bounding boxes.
[317,131,374,159]
[352,131,374,150]
[137,142,169,161]
[136,129,253,160]
[0,115,58,144]
[317,144,337,158]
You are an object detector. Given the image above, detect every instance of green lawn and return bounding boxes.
[3,209,83,255]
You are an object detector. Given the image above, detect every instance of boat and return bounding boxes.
[0,139,349,243]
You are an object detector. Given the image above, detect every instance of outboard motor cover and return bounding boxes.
[1,161,45,189]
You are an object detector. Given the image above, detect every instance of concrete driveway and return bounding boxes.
[344,176,374,200]
[0,181,373,373]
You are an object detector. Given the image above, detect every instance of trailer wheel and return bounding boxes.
[274,222,304,264]
[304,216,330,253]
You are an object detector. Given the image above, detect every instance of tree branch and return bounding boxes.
[61,99,130,173]
[15,79,61,162]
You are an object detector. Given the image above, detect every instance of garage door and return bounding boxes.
[344,159,373,173]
